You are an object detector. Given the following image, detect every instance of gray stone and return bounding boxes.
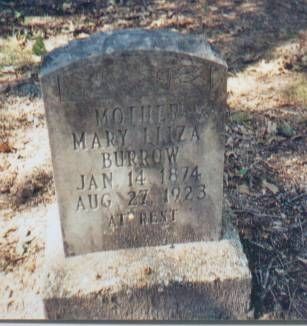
[40,30,251,320]
[42,202,251,320]
[40,29,227,256]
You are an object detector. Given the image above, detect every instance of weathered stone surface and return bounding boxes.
[43,202,251,320]
[40,29,227,256]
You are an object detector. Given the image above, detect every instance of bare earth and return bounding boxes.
[0,0,306,320]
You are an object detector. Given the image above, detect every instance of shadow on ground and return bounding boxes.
[224,108,307,319]
[1,0,307,72]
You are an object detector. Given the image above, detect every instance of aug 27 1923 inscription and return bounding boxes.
[40,29,227,256]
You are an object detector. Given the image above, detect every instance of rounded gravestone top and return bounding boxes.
[40,28,227,77]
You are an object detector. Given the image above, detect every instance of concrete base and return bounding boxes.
[42,203,251,320]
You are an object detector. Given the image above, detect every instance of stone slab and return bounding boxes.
[39,29,227,256]
[42,203,251,320]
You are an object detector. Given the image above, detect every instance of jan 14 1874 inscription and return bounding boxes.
[40,29,227,256]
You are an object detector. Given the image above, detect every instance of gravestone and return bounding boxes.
[40,29,251,320]
[40,29,226,256]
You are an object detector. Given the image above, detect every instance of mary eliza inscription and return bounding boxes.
[74,104,205,220]
[40,29,227,256]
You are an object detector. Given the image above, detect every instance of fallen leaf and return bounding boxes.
[0,142,12,153]
[3,227,17,238]
[262,180,279,194]
[297,256,307,264]
[239,184,250,195]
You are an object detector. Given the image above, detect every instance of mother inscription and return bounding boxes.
[40,29,227,256]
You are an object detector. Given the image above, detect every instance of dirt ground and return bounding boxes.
[0,0,306,320]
